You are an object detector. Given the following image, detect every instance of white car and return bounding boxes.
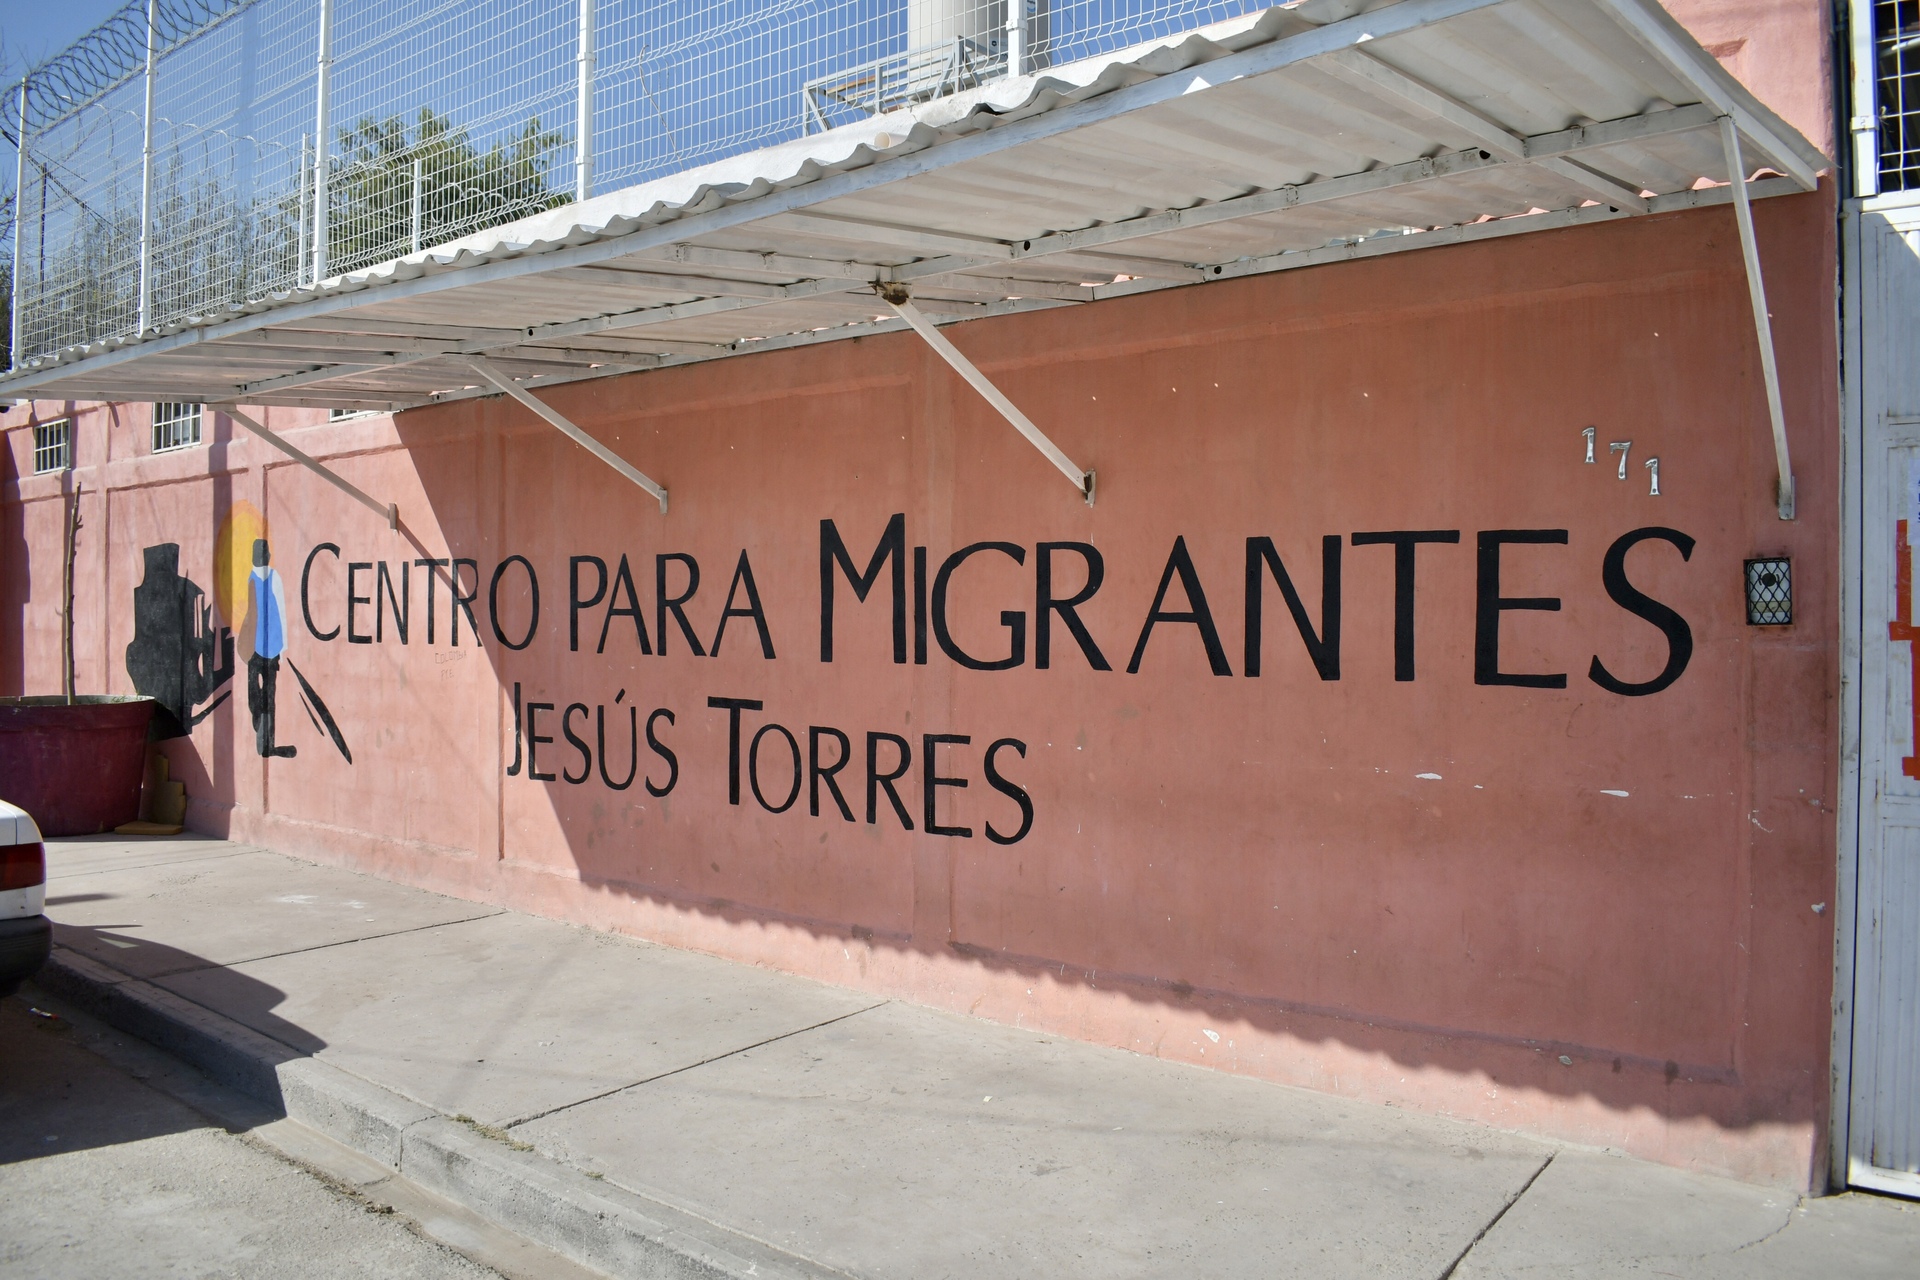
[0,799,50,998]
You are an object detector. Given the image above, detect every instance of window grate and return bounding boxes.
[1745,557,1793,626]
[33,419,72,473]
[152,402,203,453]
[1878,0,1920,190]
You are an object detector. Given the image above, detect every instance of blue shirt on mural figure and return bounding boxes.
[250,561,288,660]
[245,537,297,758]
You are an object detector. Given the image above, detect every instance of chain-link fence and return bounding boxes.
[3,0,1262,367]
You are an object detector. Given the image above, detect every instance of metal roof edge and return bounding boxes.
[0,0,1477,390]
[0,0,1834,398]
[260,6,1327,288]
[373,173,1807,420]
[7,1,1498,385]
[1595,0,1830,176]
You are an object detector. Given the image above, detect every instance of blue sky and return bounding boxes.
[2,0,128,190]
[2,0,129,73]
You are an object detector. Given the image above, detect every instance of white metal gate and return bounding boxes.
[1843,196,1920,1197]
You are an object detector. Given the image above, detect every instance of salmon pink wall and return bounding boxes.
[1668,0,1836,156]
[0,188,1841,1188]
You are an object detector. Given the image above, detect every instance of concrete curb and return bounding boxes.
[39,946,845,1280]
[34,948,299,1100]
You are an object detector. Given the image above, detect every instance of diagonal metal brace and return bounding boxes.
[1717,116,1794,521]
[879,285,1095,505]
[466,356,668,514]
[217,404,398,529]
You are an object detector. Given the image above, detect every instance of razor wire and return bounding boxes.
[2,0,257,140]
[5,0,1267,367]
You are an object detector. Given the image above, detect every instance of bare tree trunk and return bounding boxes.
[61,481,81,703]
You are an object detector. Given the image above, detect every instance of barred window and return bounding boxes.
[1878,0,1920,190]
[33,419,71,474]
[152,402,203,453]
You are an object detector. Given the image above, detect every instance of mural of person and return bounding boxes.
[125,543,234,739]
[127,502,354,764]
[224,515,352,765]
[246,537,297,758]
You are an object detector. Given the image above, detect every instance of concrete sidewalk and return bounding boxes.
[29,833,1919,1279]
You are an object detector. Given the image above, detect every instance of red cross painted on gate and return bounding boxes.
[1892,521,1920,780]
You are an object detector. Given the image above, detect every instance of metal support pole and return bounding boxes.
[410,157,423,253]
[218,404,398,529]
[1007,0,1026,76]
[1848,0,1880,198]
[296,134,310,287]
[465,357,668,513]
[1718,116,1794,521]
[312,0,334,284]
[10,76,27,370]
[880,286,1093,504]
[137,0,158,334]
[576,0,594,202]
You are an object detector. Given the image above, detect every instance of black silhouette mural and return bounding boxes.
[125,543,234,739]
[125,537,351,762]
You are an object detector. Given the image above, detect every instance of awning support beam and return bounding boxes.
[880,286,1094,505]
[1717,115,1794,521]
[1319,50,1651,212]
[1599,0,1817,190]
[217,404,398,529]
[466,355,668,514]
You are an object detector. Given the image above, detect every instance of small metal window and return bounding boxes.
[152,402,203,453]
[1877,0,1920,191]
[1745,557,1793,626]
[32,419,71,474]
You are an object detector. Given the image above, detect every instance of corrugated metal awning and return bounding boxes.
[0,0,1827,411]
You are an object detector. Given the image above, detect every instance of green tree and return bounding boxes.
[327,108,568,274]
[6,106,566,361]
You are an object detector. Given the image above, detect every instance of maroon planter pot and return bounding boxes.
[0,697,157,837]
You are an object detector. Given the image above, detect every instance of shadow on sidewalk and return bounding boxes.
[13,925,331,1142]
[44,924,326,1059]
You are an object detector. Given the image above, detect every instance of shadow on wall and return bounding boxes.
[374,379,1778,1140]
[1,404,97,699]
[121,417,320,839]
[234,199,1848,1154]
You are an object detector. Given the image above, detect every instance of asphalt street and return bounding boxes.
[0,991,498,1280]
